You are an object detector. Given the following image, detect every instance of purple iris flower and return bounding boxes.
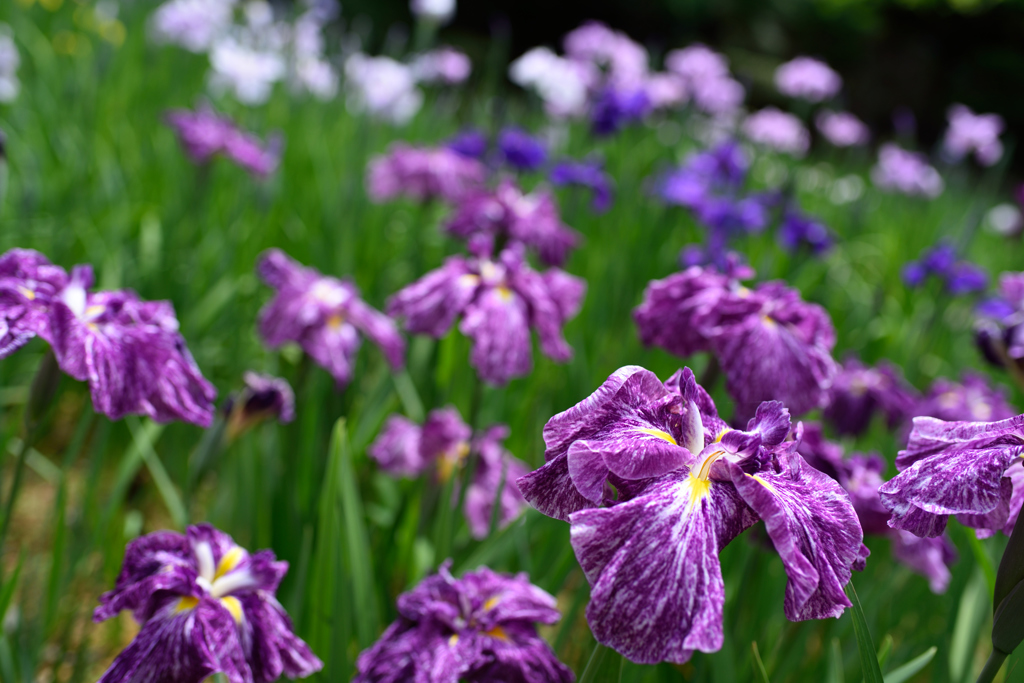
[387,243,585,385]
[778,210,834,254]
[366,144,486,204]
[824,357,919,436]
[913,373,1015,424]
[635,264,837,418]
[516,366,864,664]
[446,129,488,160]
[94,524,322,683]
[0,249,69,358]
[880,413,1024,539]
[256,250,405,388]
[355,561,572,682]
[445,180,581,267]
[497,127,548,172]
[48,265,216,426]
[871,144,944,198]
[798,424,957,593]
[165,107,283,178]
[590,87,651,136]
[224,372,295,437]
[549,158,614,213]
[902,244,987,295]
[369,406,472,478]
[976,272,1024,372]
[464,425,531,538]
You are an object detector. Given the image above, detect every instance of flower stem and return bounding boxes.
[976,650,1007,683]
[0,433,32,559]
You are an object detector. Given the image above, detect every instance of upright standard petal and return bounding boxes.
[387,257,479,337]
[633,266,733,357]
[570,471,757,664]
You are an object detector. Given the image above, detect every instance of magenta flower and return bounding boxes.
[165,107,283,178]
[366,143,486,204]
[517,366,864,664]
[444,180,581,267]
[880,414,1024,539]
[914,373,1015,424]
[742,107,810,157]
[635,264,837,418]
[256,250,405,388]
[94,524,321,683]
[815,111,870,148]
[774,57,842,102]
[387,244,584,385]
[355,561,573,682]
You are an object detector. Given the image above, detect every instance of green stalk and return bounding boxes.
[975,651,1007,683]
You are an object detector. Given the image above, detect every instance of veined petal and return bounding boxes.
[299,318,361,387]
[237,592,323,682]
[725,450,863,621]
[569,471,756,664]
[458,286,533,385]
[346,296,406,370]
[890,530,957,594]
[387,257,478,338]
[516,453,595,522]
[94,530,196,623]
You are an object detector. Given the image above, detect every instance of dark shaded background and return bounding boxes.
[340,0,1024,157]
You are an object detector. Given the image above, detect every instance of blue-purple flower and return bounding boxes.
[976,271,1024,372]
[549,158,614,213]
[444,180,581,267]
[446,129,488,160]
[824,357,919,436]
[387,243,584,385]
[497,127,548,172]
[634,264,837,418]
[880,413,1024,538]
[94,524,322,683]
[256,250,405,388]
[355,561,573,682]
[590,87,650,136]
[778,209,834,254]
[902,244,987,295]
[166,107,283,178]
[798,424,956,593]
[517,366,864,664]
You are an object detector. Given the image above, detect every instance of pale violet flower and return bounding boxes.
[509,47,594,118]
[345,54,423,125]
[943,104,1004,167]
[0,25,19,103]
[208,37,286,105]
[871,143,944,198]
[775,56,842,102]
[150,0,237,53]
[815,111,870,147]
[411,47,471,85]
[742,107,810,157]
[665,44,744,115]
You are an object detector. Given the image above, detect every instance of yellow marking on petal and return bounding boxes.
[736,286,751,298]
[496,286,513,302]
[483,596,500,611]
[86,323,98,331]
[437,441,470,482]
[16,286,35,301]
[636,427,677,445]
[485,626,509,641]
[458,274,481,288]
[219,596,243,623]
[761,315,777,327]
[85,304,106,316]
[448,634,459,646]
[685,473,711,513]
[214,546,245,580]
[747,473,778,495]
[175,596,200,612]
[327,313,344,330]
[713,429,731,443]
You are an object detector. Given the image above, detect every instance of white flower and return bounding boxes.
[345,53,423,125]
[410,0,456,24]
[151,0,237,53]
[509,47,593,118]
[209,37,286,105]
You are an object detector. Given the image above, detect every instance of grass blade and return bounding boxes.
[883,646,937,683]
[752,640,771,683]
[844,581,884,683]
[950,570,989,683]
[827,637,845,683]
[579,643,624,683]
[127,417,187,530]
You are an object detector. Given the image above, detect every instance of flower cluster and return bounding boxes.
[388,243,584,385]
[871,144,944,198]
[0,249,216,425]
[815,111,870,148]
[550,158,614,213]
[774,56,842,102]
[634,262,837,417]
[914,373,1015,424]
[742,107,810,157]
[94,524,322,683]
[370,407,529,537]
[256,249,405,388]
[798,424,957,593]
[355,561,573,682]
[902,243,987,295]
[166,106,283,177]
[664,44,745,115]
[517,366,864,663]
